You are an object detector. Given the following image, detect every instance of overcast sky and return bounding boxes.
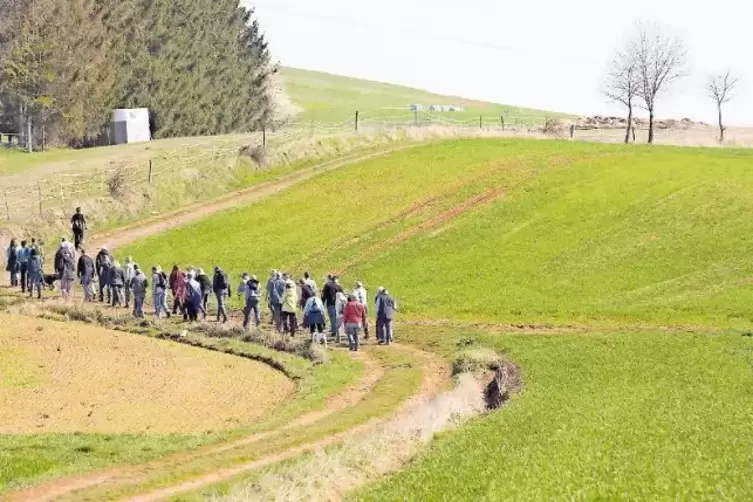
[245,0,752,125]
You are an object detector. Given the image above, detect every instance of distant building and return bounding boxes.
[111,108,151,145]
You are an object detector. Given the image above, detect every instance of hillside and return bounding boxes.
[280,67,565,124]
[119,138,753,328]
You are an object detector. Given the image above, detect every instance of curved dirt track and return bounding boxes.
[92,146,413,251]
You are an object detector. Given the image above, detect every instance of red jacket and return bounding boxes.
[342,301,365,325]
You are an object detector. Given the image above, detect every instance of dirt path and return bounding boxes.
[91,146,413,251]
[123,343,450,502]
[6,349,386,502]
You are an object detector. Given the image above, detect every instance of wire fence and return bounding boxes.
[2,111,741,226]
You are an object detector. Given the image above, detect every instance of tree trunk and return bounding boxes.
[26,111,33,153]
[648,111,655,144]
[624,104,633,144]
[718,105,724,143]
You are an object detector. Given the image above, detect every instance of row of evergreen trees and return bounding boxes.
[0,0,276,148]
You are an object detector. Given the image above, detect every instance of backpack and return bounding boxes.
[72,216,84,230]
[156,273,167,289]
[303,283,315,298]
[309,299,322,314]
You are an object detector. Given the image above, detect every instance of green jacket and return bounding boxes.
[281,287,299,313]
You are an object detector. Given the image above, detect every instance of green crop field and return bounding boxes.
[114,137,753,499]
[280,67,564,125]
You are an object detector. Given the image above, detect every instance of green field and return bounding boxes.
[111,137,753,498]
[280,67,563,125]
[120,138,753,328]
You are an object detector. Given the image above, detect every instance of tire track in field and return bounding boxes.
[91,145,417,251]
[121,343,450,502]
[335,186,507,275]
[5,350,384,502]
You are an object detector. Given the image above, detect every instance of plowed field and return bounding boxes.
[0,315,294,435]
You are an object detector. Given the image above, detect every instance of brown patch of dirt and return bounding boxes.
[5,349,386,502]
[91,147,414,251]
[0,314,293,435]
[119,343,450,502]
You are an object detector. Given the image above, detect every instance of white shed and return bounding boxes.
[111,108,151,145]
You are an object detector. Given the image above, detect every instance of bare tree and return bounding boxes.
[604,48,639,144]
[632,22,687,144]
[706,71,739,143]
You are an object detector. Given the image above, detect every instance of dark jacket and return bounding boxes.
[77,255,95,279]
[376,294,397,321]
[54,248,66,277]
[109,267,125,287]
[271,278,286,306]
[197,273,212,294]
[321,281,343,307]
[95,250,111,276]
[213,270,229,293]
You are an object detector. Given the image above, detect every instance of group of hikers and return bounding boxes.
[4,209,398,351]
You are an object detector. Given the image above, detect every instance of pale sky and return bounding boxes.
[245,0,753,125]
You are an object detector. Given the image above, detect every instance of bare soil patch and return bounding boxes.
[0,314,293,435]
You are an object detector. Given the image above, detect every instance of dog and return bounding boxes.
[43,274,59,291]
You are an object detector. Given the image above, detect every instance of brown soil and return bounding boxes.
[0,314,293,435]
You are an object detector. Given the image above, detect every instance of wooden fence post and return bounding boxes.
[355,111,359,132]
[262,126,267,148]
[4,190,9,221]
[501,116,505,130]
[148,160,153,183]
[479,115,483,129]
[37,182,42,216]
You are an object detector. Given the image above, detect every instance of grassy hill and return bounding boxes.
[115,137,753,498]
[280,67,564,125]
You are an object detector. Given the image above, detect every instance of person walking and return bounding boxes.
[374,287,385,342]
[265,270,277,325]
[354,281,369,339]
[335,290,347,343]
[95,247,112,302]
[196,268,212,318]
[281,281,299,336]
[15,240,29,293]
[303,271,317,292]
[242,274,262,330]
[53,239,67,279]
[124,257,135,309]
[303,294,327,345]
[169,265,182,315]
[130,264,148,318]
[5,239,19,287]
[270,272,285,332]
[376,288,398,345]
[321,275,343,338]
[151,266,168,318]
[77,249,95,302]
[212,266,230,323]
[185,271,202,322]
[28,247,44,299]
[174,271,187,320]
[109,261,125,307]
[343,295,365,352]
[299,278,314,310]
[59,243,77,300]
[70,207,87,250]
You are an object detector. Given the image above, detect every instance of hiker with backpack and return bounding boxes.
[303,293,327,345]
[321,275,344,338]
[212,266,230,323]
[28,248,44,299]
[185,271,202,322]
[196,268,212,318]
[343,294,366,352]
[59,242,77,299]
[241,274,261,330]
[265,270,278,326]
[70,207,87,250]
[95,247,112,303]
[375,288,398,345]
[354,281,369,339]
[281,281,299,336]
[270,272,286,332]
[169,265,182,315]
[299,278,314,309]
[77,249,96,302]
[5,239,19,287]
[130,264,148,318]
[124,257,135,309]
[109,260,126,307]
[16,241,29,293]
[151,266,169,318]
